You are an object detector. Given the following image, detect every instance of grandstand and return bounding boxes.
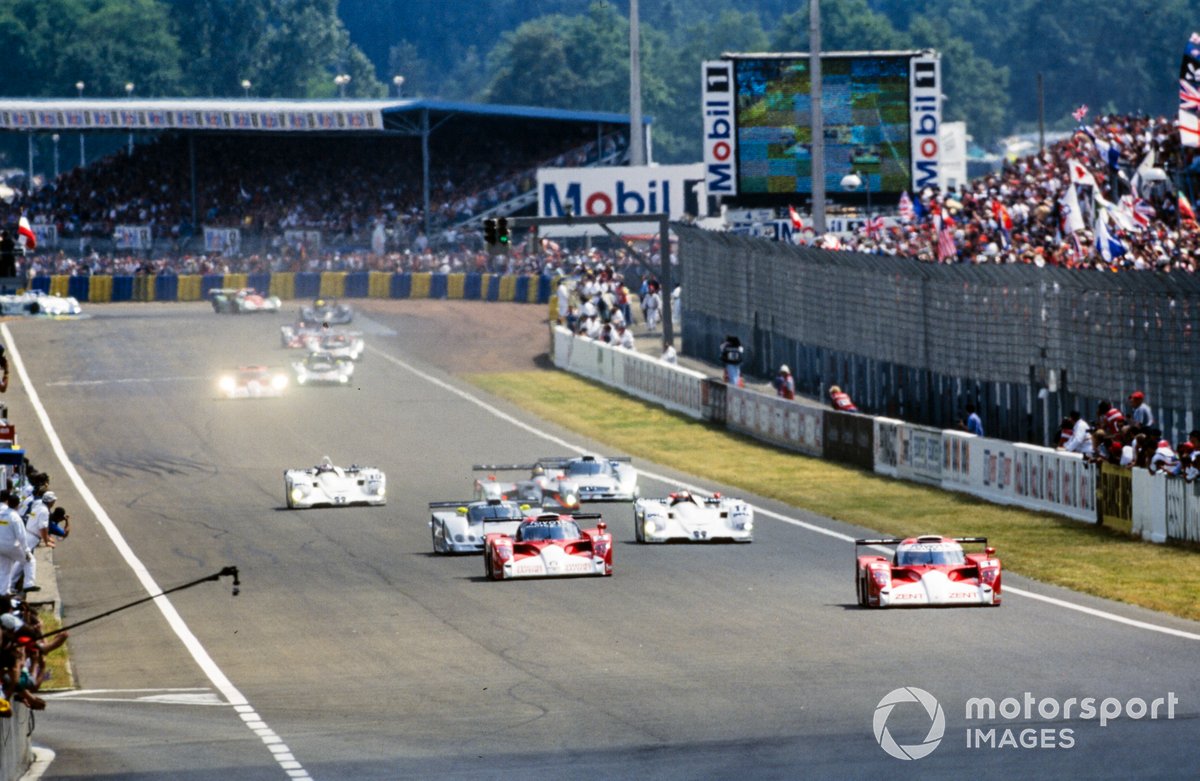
[0,98,636,258]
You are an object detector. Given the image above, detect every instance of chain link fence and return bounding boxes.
[677,226,1200,446]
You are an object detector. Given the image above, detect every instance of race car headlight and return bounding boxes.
[871,568,890,585]
[218,376,236,393]
[271,374,288,390]
[643,519,658,536]
[740,520,754,531]
[339,375,349,383]
[563,494,578,507]
[290,487,305,502]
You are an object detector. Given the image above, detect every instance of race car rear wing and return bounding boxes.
[539,455,633,464]
[429,501,476,508]
[855,537,989,546]
[473,463,538,472]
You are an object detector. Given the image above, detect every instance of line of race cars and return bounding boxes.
[291,447,1003,603]
[212,291,362,397]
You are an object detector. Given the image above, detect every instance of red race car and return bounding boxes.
[484,513,612,580]
[855,535,1001,608]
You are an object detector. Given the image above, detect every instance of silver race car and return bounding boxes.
[292,351,354,386]
[312,330,365,361]
[633,491,754,543]
[285,457,386,508]
[429,498,536,554]
[473,463,581,511]
[540,455,639,502]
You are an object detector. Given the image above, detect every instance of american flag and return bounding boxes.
[898,191,914,223]
[936,223,956,261]
[1072,104,1089,123]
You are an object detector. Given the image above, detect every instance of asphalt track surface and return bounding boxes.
[6,300,1199,780]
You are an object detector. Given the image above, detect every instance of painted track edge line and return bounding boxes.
[369,344,1200,643]
[2,324,311,780]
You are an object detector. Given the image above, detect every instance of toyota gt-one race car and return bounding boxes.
[210,288,282,314]
[484,513,613,580]
[280,321,325,348]
[217,365,288,399]
[633,490,753,543]
[429,498,536,554]
[855,536,1001,608]
[292,352,354,386]
[285,457,386,508]
[299,298,353,324]
[473,464,581,512]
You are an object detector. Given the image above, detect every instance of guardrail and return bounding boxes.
[29,272,555,305]
[551,327,1194,542]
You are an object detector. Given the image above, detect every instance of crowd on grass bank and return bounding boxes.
[826,114,1200,271]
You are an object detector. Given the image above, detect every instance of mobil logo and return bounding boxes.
[542,176,672,217]
[538,164,703,219]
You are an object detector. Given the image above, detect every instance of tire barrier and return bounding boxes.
[27,272,556,305]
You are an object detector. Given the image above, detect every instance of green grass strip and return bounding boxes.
[470,370,1200,622]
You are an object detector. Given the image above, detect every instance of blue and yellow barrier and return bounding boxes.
[26,272,557,306]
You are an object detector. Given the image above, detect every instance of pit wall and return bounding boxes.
[551,326,1193,542]
[31,272,554,304]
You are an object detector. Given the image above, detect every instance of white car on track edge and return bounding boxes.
[285,457,386,508]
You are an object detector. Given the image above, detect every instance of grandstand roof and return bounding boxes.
[0,98,638,134]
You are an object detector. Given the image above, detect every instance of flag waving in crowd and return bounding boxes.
[1180,33,1200,148]
[17,216,36,251]
[1072,104,1089,123]
[898,191,914,223]
[788,205,804,230]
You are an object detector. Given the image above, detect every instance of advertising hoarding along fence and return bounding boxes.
[537,164,704,237]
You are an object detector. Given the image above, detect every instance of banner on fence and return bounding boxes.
[30,223,58,249]
[204,227,241,256]
[284,230,322,252]
[114,224,152,250]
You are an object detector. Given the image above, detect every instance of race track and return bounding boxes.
[9,301,1200,780]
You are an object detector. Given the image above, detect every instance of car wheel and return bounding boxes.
[857,571,869,608]
[431,522,443,554]
[484,548,495,579]
[634,510,644,543]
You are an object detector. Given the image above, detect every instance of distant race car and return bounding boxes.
[473,463,581,512]
[292,351,354,386]
[312,330,365,361]
[210,288,282,314]
[633,490,753,543]
[285,456,386,508]
[484,513,613,580]
[217,365,288,399]
[280,320,326,348]
[429,498,536,554]
[540,455,639,502]
[299,298,353,324]
[855,536,1002,608]
[0,292,83,317]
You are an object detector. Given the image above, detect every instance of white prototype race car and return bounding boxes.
[541,455,639,502]
[292,351,354,386]
[0,291,83,317]
[429,498,536,554]
[285,457,386,508]
[217,365,288,399]
[633,491,754,543]
[312,330,365,361]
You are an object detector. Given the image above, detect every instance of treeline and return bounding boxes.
[2,0,1193,163]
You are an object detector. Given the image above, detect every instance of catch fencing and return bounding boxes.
[676,225,1200,448]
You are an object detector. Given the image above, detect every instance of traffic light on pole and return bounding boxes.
[484,218,497,249]
[497,217,510,251]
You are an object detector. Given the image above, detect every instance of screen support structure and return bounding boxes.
[508,214,673,347]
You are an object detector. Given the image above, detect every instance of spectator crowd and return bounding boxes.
[820,113,1200,273]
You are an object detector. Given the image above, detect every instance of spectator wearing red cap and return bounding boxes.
[1181,442,1199,481]
[1097,400,1126,436]
[1149,439,1181,476]
[1128,391,1154,428]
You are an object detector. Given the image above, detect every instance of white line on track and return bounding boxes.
[2,324,312,781]
[45,375,208,387]
[370,344,1200,643]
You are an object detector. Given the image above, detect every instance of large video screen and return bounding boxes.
[735,55,912,196]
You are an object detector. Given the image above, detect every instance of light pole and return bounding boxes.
[51,134,60,180]
[124,82,135,156]
[392,75,405,98]
[334,74,351,98]
[241,79,251,98]
[75,81,86,167]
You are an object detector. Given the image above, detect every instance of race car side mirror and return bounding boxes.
[985,547,996,557]
[597,521,607,533]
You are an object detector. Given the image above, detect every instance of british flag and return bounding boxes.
[865,215,885,236]
[1072,104,1089,123]
[1181,80,1200,113]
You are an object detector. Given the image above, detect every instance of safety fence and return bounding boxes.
[27,271,555,305]
[552,326,1196,542]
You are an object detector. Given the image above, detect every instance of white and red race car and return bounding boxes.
[855,536,1001,608]
[217,365,288,399]
[484,513,613,580]
[473,464,581,512]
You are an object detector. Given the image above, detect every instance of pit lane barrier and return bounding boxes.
[28,272,554,305]
[551,326,1197,541]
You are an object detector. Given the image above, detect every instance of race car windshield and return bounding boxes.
[518,521,581,541]
[896,547,966,566]
[469,504,524,523]
[565,461,606,476]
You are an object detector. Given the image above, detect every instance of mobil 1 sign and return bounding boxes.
[537,164,704,236]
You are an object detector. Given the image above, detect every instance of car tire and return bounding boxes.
[857,571,869,608]
[484,548,495,580]
[431,521,443,554]
[634,509,644,543]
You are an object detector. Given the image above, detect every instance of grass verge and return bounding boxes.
[36,609,73,692]
[470,370,1200,623]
